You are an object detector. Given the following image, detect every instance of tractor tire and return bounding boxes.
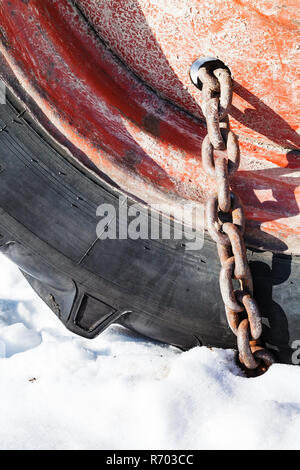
[0,89,299,365]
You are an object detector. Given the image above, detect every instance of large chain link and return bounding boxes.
[195,60,275,376]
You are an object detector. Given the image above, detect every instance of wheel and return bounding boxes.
[0,89,299,365]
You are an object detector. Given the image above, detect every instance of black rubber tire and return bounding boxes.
[0,90,299,365]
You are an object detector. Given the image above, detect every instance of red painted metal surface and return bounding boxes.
[0,0,299,252]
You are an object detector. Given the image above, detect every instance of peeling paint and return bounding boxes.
[0,0,299,252]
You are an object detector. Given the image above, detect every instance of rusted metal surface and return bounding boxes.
[76,0,299,146]
[0,0,299,252]
[198,64,233,149]
[236,292,262,340]
[197,59,275,374]
[237,319,260,370]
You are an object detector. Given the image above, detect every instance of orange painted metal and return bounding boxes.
[0,0,299,252]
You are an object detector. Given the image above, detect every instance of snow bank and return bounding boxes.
[0,253,300,450]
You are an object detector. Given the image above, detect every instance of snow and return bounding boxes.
[0,253,300,450]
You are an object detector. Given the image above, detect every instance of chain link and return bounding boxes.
[195,61,275,375]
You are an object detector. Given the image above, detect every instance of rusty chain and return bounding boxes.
[193,59,276,376]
